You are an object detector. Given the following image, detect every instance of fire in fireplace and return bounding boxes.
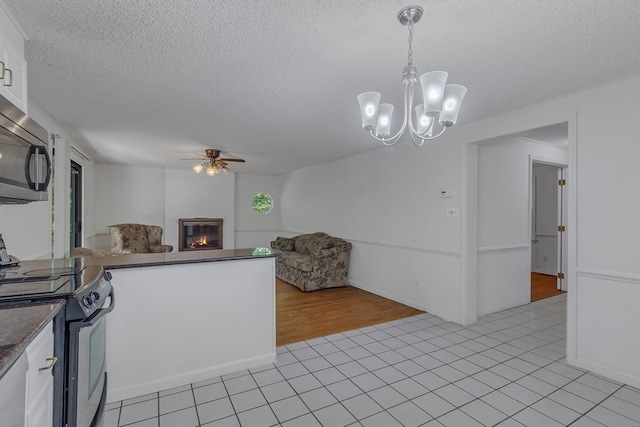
[178,218,223,251]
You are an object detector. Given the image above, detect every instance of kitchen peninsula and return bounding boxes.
[83,248,279,403]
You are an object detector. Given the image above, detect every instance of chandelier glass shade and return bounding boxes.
[357,6,467,147]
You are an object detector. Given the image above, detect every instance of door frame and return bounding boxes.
[461,113,576,326]
[70,160,83,250]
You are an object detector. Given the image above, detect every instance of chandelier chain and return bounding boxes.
[407,23,414,66]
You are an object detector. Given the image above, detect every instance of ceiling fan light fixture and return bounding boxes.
[186,149,246,176]
[357,5,467,147]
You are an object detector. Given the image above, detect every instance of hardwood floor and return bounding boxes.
[531,272,565,302]
[276,274,564,346]
[276,279,424,346]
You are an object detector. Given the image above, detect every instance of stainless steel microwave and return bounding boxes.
[0,93,51,204]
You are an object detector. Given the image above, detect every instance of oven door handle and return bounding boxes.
[69,288,115,332]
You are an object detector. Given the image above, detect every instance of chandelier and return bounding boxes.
[357,6,467,147]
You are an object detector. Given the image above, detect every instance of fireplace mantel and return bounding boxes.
[178,218,223,251]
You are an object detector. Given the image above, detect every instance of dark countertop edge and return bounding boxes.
[0,299,65,380]
[87,248,281,270]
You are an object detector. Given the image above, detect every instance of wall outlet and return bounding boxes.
[446,207,460,218]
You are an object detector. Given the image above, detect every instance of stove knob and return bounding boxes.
[90,291,100,301]
[104,271,112,281]
[82,295,94,309]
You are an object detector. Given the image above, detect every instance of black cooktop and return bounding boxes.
[0,258,99,301]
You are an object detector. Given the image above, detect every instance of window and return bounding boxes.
[252,193,273,214]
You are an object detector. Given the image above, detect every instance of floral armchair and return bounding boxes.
[270,232,351,292]
[108,223,173,254]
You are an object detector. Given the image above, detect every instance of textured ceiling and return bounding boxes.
[5,0,640,174]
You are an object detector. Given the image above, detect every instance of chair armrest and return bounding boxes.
[271,237,295,251]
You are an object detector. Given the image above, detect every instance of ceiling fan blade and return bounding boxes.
[219,158,246,163]
[181,158,206,161]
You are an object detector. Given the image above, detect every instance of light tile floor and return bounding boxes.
[104,294,640,426]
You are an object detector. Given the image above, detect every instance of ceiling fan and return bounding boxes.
[183,149,246,176]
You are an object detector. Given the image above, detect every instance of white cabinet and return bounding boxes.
[24,320,55,427]
[0,352,28,427]
[0,41,28,113]
[0,320,55,427]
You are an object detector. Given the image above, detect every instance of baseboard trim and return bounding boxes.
[570,356,640,390]
[106,353,276,403]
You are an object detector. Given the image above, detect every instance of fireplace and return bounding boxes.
[178,218,223,251]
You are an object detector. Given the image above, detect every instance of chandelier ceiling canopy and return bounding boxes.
[357,5,467,147]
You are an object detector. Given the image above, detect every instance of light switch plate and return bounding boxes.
[440,189,455,198]
[446,207,460,217]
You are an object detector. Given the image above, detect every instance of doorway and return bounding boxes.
[70,160,82,250]
[468,122,569,318]
[531,161,567,301]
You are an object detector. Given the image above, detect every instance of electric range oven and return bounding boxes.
[0,258,114,427]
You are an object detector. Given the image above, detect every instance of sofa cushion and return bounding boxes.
[294,232,333,255]
[279,252,314,272]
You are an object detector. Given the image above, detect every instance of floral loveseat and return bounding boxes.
[270,232,352,292]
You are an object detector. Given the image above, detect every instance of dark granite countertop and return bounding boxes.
[0,299,65,380]
[82,247,280,270]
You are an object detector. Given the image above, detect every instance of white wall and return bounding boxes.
[95,164,235,250]
[476,138,567,315]
[280,141,464,321]
[234,174,284,248]
[0,200,51,259]
[531,163,559,275]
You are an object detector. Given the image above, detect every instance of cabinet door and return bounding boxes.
[25,321,54,427]
[0,43,28,114]
[0,352,27,427]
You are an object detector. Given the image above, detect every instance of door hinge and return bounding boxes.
[558,225,566,232]
[557,272,565,279]
[559,179,566,186]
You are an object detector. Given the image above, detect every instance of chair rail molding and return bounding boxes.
[576,267,640,285]
[477,244,529,254]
